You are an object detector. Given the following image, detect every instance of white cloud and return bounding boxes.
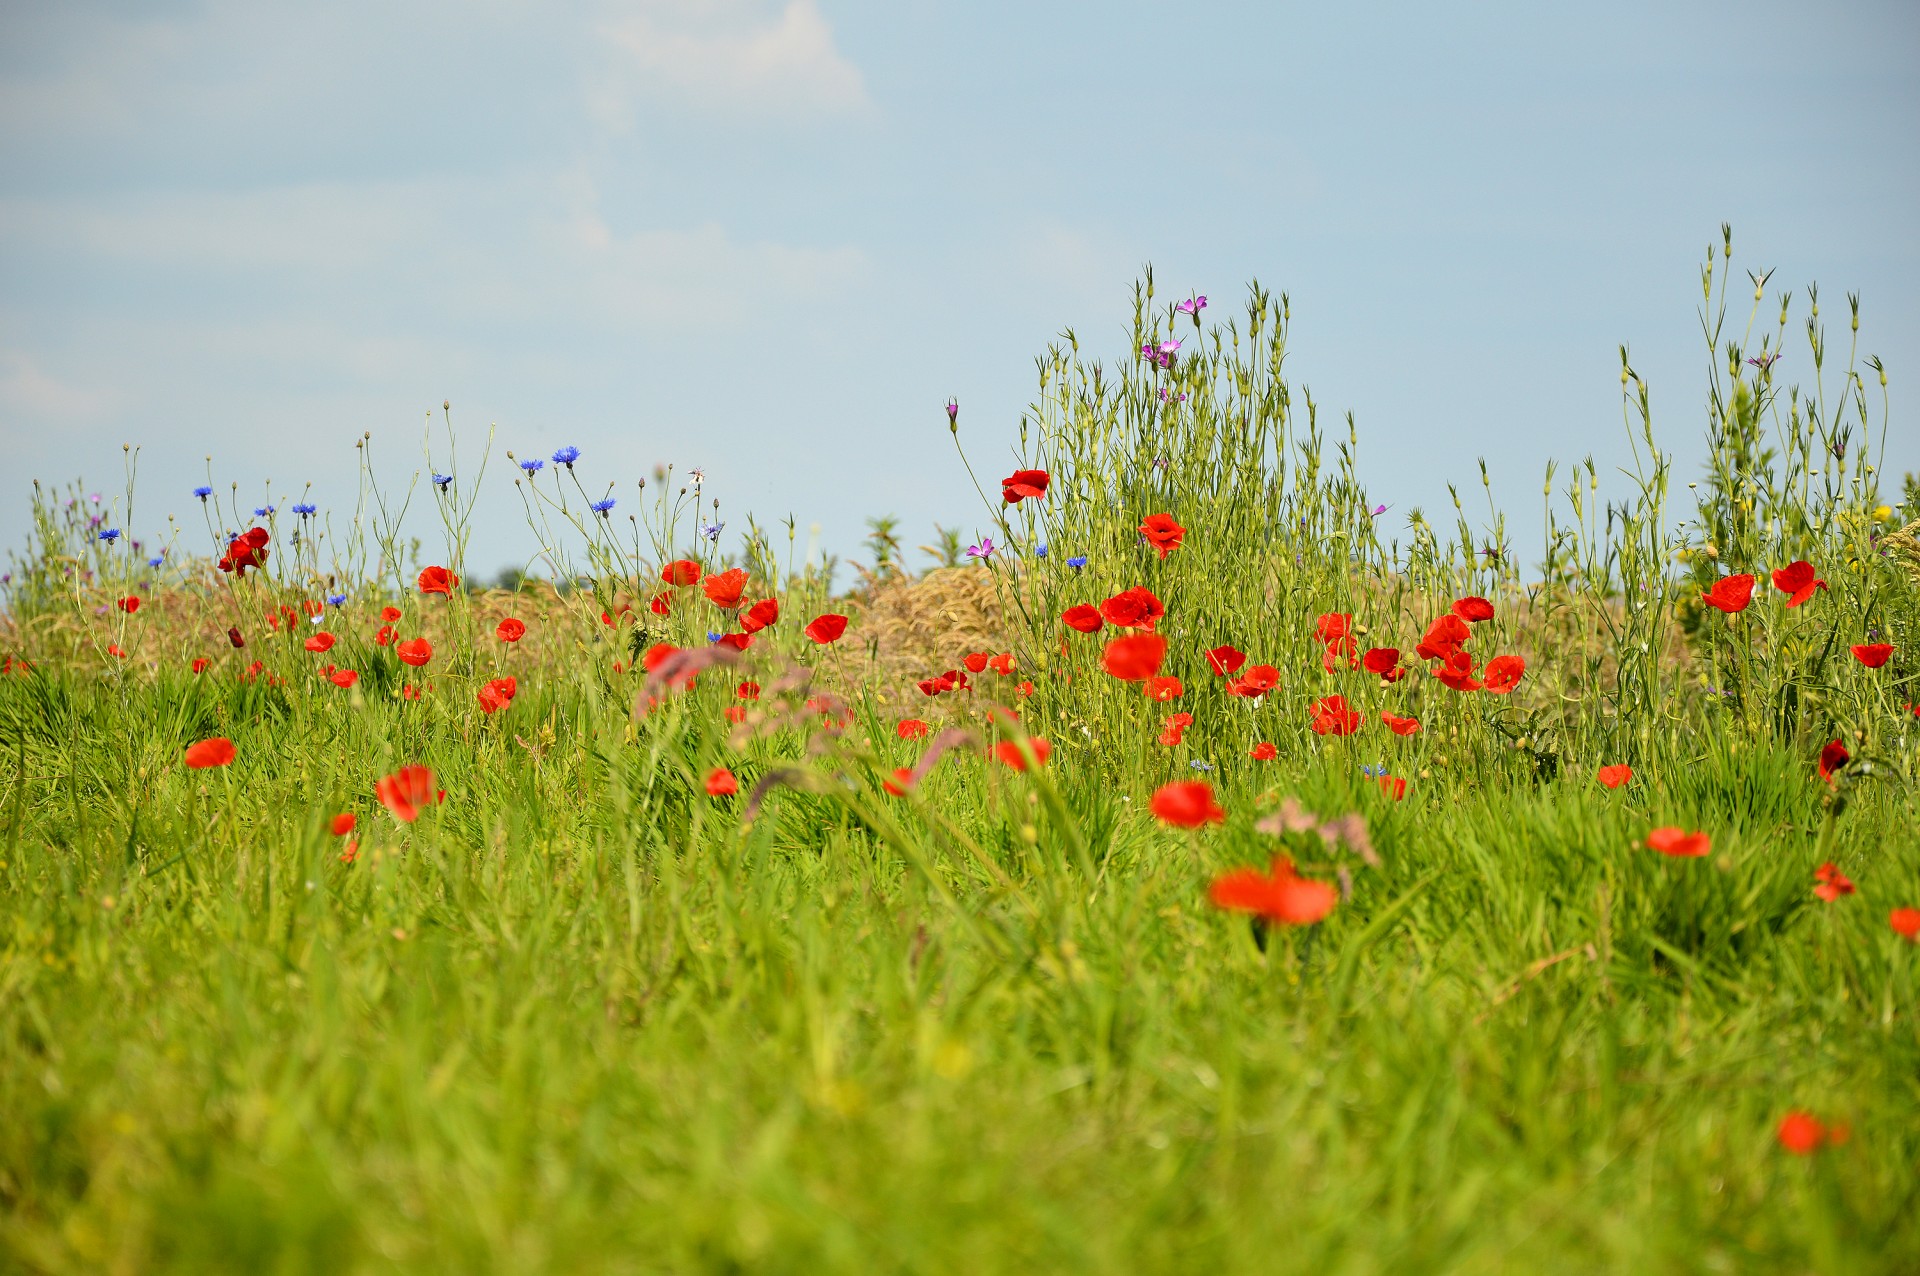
[0,350,116,421]
[596,0,869,123]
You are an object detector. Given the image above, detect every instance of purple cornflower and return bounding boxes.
[965,536,995,562]
[1175,295,1207,317]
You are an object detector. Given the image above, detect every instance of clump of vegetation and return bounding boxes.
[0,230,1914,1274]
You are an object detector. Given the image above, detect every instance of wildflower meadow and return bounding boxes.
[2,235,1917,1273]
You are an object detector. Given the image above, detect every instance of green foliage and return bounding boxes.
[0,235,1916,1273]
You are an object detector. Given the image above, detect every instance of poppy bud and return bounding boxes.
[228,627,245,648]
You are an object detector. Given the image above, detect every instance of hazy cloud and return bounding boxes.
[595,0,870,124]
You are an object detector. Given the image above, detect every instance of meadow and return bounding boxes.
[2,235,1916,1274]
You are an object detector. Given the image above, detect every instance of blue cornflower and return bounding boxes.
[431,473,453,488]
[1359,763,1389,778]
[327,593,348,607]
[147,556,165,569]
[193,485,213,500]
[1188,759,1215,772]
[552,446,580,467]
[98,528,120,543]
[1034,544,1048,558]
[707,631,725,643]
[291,502,317,517]
[701,520,724,542]
[590,498,616,515]
[254,505,275,517]
[520,459,544,474]
[1066,555,1088,570]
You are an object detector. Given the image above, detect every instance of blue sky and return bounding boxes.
[2,0,1915,583]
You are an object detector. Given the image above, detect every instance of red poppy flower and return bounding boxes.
[1150,779,1224,827]
[1000,468,1050,503]
[497,618,526,642]
[1226,664,1280,698]
[1597,764,1633,789]
[106,643,127,659]
[417,565,459,596]
[401,684,422,701]
[1776,1112,1829,1156]
[218,527,271,576]
[477,676,517,715]
[1102,633,1168,681]
[1205,645,1246,676]
[1143,675,1183,702]
[396,638,433,667]
[642,643,680,672]
[191,657,211,674]
[184,737,236,769]
[228,627,246,649]
[740,598,779,632]
[330,812,356,836]
[1434,651,1482,693]
[305,632,336,654]
[1377,775,1407,800]
[962,652,989,674]
[882,767,916,796]
[1249,742,1278,761]
[1314,613,1352,645]
[705,767,738,797]
[1017,680,1035,697]
[375,625,396,646]
[723,705,747,723]
[330,669,359,688]
[1817,739,1849,783]
[1813,862,1855,901]
[1309,694,1362,736]
[1770,560,1827,607]
[805,614,849,644]
[1890,907,1920,942]
[645,591,670,616]
[1850,643,1893,668]
[116,596,140,613]
[1208,857,1337,925]
[1381,712,1421,736]
[1139,512,1185,558]
[1100,586,1165,631]
[702,568,748,608]
[1414,614,1470,662]
[661,560,702,587]
[376,764,444,823]
[1482,654,1525,695]
[988,653,1015,675]
[992,737,1052,770]
[730,680,759,701]
[1062,604,1104,633]
[715,632,752,651]
[1701,574,1755,614]
[1452,596,1494,623]
[897,718,929,740]
[381,606,402,623]
[1646,827,1710,858]
[1157,723,1185,747]
[1361,647,1400,676]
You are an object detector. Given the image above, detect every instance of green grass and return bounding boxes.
[0,666,1914,1273]
[2,238,1917,1272]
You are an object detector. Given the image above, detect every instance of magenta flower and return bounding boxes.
[1176,294,1207,317]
